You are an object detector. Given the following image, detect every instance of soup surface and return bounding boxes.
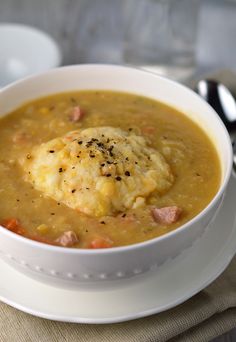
[0,91,221,248]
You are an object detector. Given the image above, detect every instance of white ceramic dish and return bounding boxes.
[0,175,235,323]
[0,23,61,87]
[0,65,232,290]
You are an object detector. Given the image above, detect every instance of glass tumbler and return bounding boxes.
[123,0,201,81]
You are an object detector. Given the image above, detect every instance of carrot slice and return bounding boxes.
[1,218,25,235]
[1,218,60,246]
[90,237,113,249]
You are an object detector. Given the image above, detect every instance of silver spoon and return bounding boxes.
[195,79,236,171]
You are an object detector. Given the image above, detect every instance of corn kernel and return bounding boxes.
[100,180,115,197]
[133,196,145,209]
[36,224,49,234]
[39,107,49,115]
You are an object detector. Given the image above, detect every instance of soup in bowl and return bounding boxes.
[0,65,232,289]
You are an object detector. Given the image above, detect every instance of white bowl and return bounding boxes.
[0,65,232,290]
[0,24,61,87]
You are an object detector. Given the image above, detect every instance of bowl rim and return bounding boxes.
[0,64,233,254]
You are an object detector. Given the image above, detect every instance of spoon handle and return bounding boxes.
[195,79,236,173]
[196,79,236,131]
[232,140,236,174]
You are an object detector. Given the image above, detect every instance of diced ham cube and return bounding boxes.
[69,106,84,122]
[152,206,182,225]
[56,231,78,247]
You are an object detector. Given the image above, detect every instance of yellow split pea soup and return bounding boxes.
[0,91,221,248]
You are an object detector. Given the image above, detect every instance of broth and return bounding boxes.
[0,91,221,248]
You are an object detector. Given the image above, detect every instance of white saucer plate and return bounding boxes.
[0,176,236,324]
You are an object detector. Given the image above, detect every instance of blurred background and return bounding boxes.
[0,0,236,85]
